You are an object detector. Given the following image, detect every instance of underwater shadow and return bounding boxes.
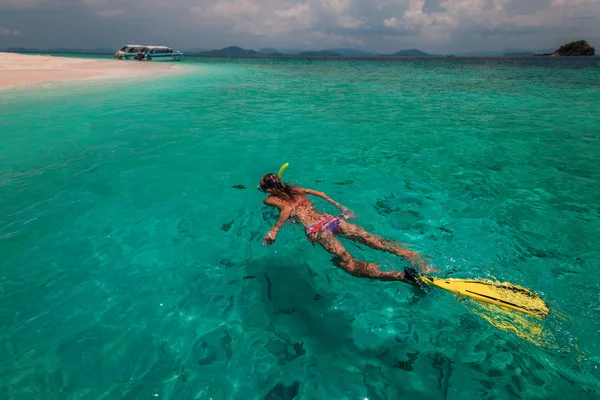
[244,256,357,354]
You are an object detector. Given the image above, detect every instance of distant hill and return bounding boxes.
[536,40,595,56]
[195,46,259,56]
[296,50,342,57]
[390,49,433,57]
[188,47,345,58]
[258,48,282,55]
[279,48,308,55]
[326,48,378,57]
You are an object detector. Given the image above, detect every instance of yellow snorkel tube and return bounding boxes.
[257,163,289,191]
[278,163,289,178]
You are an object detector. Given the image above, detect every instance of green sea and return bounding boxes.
[1,56,600,399]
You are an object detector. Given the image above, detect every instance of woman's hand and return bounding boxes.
[340,206,356,220]
[263,230,277,246]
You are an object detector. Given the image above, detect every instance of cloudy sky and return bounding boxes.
[1,0,599,53]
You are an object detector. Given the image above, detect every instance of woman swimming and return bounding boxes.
[259,172,438,284]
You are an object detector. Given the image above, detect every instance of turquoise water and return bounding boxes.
[1,57,600,399]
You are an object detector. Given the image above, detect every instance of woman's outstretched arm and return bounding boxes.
[263,196,292,245]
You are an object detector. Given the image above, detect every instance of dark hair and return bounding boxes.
[260,173,303,201]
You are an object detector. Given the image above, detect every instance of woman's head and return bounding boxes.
[259,173,284,192]
[259,173,302,200]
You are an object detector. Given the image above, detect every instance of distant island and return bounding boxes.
[185,46,426,58]
[258,48,282,56]
[390,49,434,57]
[327,48,378,57]
[196,46,259,57]
[296,50,343,57]
[536,40,595,56]
[181,46,442,58]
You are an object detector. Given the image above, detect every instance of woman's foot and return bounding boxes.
[398,249,439,274]
[420,264,439,274]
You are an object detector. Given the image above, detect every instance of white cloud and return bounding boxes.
[337,16,365,28]
[321,0,351,13]
[194,0,314,35]
[274,2,314,30]
[310,30,364,46]
[191,0,368,35]
[385,0,600,39]
[403,0,432,28]
[210,0,260,18]
[397,0,495,30]
[383,16,402,29]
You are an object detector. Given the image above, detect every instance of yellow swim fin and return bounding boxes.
[418,275,549,318]
[471,302,551,347]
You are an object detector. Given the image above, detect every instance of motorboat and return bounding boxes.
[133,46,184,61]
[114,45,146,60]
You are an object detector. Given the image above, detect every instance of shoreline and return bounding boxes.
[0,52,188,90]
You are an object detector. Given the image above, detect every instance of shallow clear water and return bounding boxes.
[1,57,600,399]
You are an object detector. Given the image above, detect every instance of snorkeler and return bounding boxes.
[259,167,438,284]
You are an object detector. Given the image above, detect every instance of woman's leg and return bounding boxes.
[337,221,438,274]
[315,231,410,283]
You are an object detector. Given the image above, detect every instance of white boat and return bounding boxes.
[114,45,146,60]
[133,46,184,62]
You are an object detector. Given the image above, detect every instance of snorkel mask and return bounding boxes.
[259,163,289,192]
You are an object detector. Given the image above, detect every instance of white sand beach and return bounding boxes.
[0,52,184,89]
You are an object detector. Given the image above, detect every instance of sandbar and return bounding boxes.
[0,52,186,89]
